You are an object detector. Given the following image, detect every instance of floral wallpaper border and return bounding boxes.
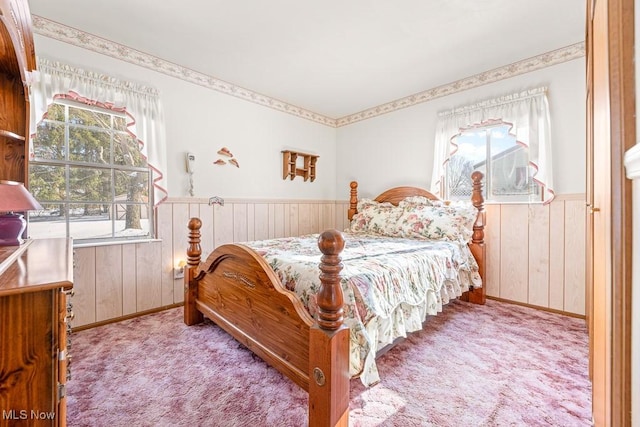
[336,42,585,126]
[33,16,584,128]
[31,16,335,127]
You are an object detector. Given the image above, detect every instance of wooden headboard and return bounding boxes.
[374,186,439,204]
[348,172,484,219]
[348,183,439,220]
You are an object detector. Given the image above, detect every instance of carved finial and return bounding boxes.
[348,181,358,221]
[471,172,484,209]
[316,229,346,330]
[470,172,485,245]
[184,218,204,325]
[187,217,202,267]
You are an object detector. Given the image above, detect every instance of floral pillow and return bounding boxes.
[348,196,477,242]
[348,199,404,236]
[442,203,478,241]
[395,202,477,243]
[397,195,437,208]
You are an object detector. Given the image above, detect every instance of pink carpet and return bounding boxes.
[66,299,591,426]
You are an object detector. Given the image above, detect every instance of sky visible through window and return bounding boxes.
[454,125,515,168]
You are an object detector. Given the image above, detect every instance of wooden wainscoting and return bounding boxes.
[484,194,586,316]
[71,195,585,329]
[340,196,586,315]
[73,241,164,328]
[72,198,346,329]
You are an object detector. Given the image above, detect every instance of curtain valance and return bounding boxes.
[430,87,554,203]
[29,58,168,205]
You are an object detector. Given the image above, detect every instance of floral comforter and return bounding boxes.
[244,232,482,387]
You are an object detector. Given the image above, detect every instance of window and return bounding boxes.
[445,123,542,203]
[432,88,554,204]
[28,101,153,243]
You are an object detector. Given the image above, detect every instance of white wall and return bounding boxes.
[336,59,586,199]
[33,34,586,204]
[32,35,337,201]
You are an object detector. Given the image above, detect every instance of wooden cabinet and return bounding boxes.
[0,238,74,426]
[0,0,37,185]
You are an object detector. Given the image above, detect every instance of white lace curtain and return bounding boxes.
[430,87,554,203]
[29,57,168,206]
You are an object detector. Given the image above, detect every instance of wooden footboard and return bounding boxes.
[184,219,349,427]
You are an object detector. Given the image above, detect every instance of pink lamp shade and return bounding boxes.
[0,180,43,246]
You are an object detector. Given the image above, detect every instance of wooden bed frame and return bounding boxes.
[184,171,486,427]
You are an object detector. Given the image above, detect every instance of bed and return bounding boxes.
[183,171,486,427]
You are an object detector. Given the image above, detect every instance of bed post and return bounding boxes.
[466,171,486,304]
[184,217,204,325]
[348,181,358,221]
[309,229,349,427]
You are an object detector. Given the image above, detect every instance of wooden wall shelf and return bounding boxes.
[282,150,318,182]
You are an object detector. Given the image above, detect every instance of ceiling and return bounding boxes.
[27,0,586,120]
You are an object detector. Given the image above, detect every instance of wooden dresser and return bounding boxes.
[0,238,73,426]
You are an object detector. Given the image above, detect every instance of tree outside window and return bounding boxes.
[445,123,542,203]
[28,101,153,242]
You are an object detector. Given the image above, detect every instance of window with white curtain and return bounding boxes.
[29,100,153,242]
[432,87,554,204]
[446,122,542,202]
[27,58,168,242]
[29,58,168,205]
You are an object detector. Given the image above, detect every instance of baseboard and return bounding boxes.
[486,296,586,319]
[71,303,184,332]
[72,297,585,331]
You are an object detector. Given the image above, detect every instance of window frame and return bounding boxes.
[28,99,155,244]
[444,121,543,204]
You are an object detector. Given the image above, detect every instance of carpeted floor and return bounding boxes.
[66,299,592,426]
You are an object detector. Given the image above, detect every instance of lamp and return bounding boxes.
[0,180,43,246]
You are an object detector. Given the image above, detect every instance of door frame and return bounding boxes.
[606,0,634,424]
[588,0,634,424]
